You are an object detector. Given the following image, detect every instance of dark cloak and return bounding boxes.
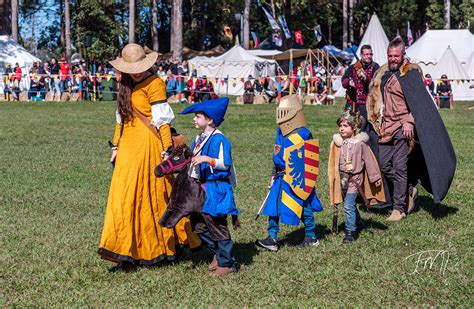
[368,63,456,205]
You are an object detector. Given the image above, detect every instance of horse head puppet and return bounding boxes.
[155,145,205,229]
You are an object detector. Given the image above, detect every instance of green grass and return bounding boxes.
[1,99,473,306]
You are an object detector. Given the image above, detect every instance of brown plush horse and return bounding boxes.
[155,145,205,228]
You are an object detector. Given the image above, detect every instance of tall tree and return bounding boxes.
[65,0,72,60]
[11,0,18,42]
[152,0,159,51]
[342,0,348,49]
[243,0,250,49]
[444,0,450,29]
[349,0,354,44]
[171,0,183,60]
[129,0,136,43]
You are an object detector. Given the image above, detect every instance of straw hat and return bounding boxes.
[109,43,158,74]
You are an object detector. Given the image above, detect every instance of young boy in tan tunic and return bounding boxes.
[328,110,383,243]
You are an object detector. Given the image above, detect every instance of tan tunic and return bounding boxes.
[380,74,414,143]
[339,138,381,194]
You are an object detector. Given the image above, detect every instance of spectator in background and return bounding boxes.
[3,64,12,100]
[12,62,22,100]
[177,60,189,76]
[198,75,216,102]
[312,76,327,105]
[436,74,453,109]
[165,71,177,98]
[49,57,62,101]
[28,63,40,101]
[243,75,255,104]
[424,73,435,97]
[59,56,71,93]
[41,62,51,99]
[157,65,166,78]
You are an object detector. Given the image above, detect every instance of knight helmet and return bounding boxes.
[276,94,307,136]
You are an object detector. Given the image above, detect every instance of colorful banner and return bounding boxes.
[407,22,414,46]
[295,31,303,45]
[313,25,322,43]
[262,6,281,31]
[251,31,259,47]
[278,16,292,39]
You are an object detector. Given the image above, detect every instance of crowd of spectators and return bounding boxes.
[2,57,116,102]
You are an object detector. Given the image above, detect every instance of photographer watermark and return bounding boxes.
[405,249,454,276]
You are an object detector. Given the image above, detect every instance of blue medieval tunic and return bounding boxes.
[261,127,323,225]
[189,130,239,217]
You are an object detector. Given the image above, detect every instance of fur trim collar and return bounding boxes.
[333,132,369,147]
[366,60,421,134]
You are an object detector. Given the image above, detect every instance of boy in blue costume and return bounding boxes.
[180,97,240,277]
[256,95,323,251]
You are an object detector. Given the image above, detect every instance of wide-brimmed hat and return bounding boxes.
[109,43,158,74]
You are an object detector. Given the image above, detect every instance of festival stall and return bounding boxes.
[188,45,277,96]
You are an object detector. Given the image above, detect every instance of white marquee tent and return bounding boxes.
[353,13,389,66]
[431,46,473,101]
[406,29,474,76]
[0,35,41,93]
[188,45,277,95]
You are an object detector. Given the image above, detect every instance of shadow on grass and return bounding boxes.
[183,241,261,267]
[416,195,458,220]
[279,224,332,246]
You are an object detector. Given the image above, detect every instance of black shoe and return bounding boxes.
[298,236,320,248]
[256,236,279,252]
[342,231,357,244]
[108,261,136,273]
[356,220,365,233]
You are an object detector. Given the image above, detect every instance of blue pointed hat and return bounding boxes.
[180,97,229,127]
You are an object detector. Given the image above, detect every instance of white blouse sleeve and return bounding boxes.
[151,103,175,128]
[115,109,121,124]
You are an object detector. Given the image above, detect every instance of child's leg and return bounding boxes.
[216,239,235,269]
[302,205,316,238]
[267,216,280,240]
[198,231,217,255]
[343,193,358,232]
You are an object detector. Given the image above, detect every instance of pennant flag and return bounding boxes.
[224,25,233,40]
[313,25,322,43]
[262,6,281,31]
[240,77,244,83]
[273,30,283,47]
[407,22,414,46]
[295,31,303,45]
[278,16,292,39]
[251,31,259,47]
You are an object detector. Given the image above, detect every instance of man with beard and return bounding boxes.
[366,38,456,221]
[342,45,380,132]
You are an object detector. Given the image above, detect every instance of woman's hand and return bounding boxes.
[375,179,382,187]
[110,148,118,163]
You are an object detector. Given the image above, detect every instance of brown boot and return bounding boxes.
[387,210,406,222]
[208,255,218,271]
[405,187,418,214]
[210,266,234,277]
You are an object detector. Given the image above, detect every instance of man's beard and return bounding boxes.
[389,62,401,71]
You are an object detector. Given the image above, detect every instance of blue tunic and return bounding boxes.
[191,132,239,217]
[262,127,323,225]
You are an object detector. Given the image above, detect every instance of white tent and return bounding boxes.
[247,49,282,57]
[188,45,277,95]
[431,46,469,80]
[431,46,473,101]
[464,53,474,80]
[0,35,41,93]
[406,29,474,75]
[0,35,40,69]
[353,13,389,66]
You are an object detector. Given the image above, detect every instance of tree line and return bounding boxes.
[10,0,473,63]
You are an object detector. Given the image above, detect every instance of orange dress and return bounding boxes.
[98,75,200,265]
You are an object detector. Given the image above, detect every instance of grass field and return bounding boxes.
[1,99,473,307]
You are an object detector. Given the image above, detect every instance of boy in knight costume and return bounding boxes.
[180,97,240,277]
[328,110,384,243]
[256,95,323,251]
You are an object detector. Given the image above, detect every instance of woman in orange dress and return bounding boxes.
[98,44,200,271]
